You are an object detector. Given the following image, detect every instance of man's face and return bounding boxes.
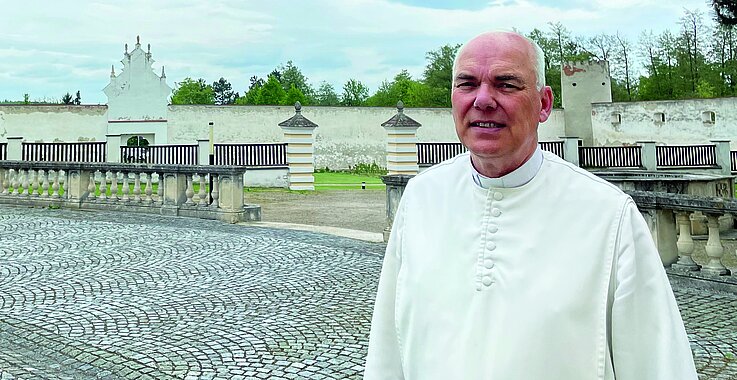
[451,33,553,176]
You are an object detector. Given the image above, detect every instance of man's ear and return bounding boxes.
[538,86,553,123]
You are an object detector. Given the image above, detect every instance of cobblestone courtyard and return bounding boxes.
[0,204,736,379]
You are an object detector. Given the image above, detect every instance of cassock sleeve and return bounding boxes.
[364,199,406,380]
[610,199,698,379]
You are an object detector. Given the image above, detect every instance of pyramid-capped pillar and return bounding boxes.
[382,101,421,175]
[278,102,318,191]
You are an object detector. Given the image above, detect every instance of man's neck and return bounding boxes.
[470,147,543,189]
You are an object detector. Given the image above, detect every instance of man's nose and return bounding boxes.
[473,84,497,110]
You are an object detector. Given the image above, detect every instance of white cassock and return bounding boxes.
[365,149,698,380]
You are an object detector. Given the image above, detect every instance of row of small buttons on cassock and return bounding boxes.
[482,191,503,287]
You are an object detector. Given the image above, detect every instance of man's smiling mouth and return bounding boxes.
[471,122,506,128]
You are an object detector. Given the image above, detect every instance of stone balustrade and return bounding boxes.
[0,161,260,223]
[627,190,736,276]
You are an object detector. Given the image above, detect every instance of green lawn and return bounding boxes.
[313,172,383,185]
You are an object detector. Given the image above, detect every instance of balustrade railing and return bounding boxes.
[0,161,259,223]
[22,142,106,162]
[417,143,467,166]
[417,141,565,166]
[121,145,198,165]
[579,146,642,168]
[214,143,287,167]
[539,141,565,158]
[627,190,735,276]
[657,145,717,167]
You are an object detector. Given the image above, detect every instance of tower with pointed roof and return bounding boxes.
[104,36,172,144]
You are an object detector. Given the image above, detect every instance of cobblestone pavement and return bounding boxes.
[0,205,736,379]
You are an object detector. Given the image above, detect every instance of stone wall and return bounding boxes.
[0,104,565,169]
[591,98,737,149]
[0,105,107,142]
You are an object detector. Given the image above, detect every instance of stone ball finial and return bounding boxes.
[295,101,302,113]
[397,100,404,113]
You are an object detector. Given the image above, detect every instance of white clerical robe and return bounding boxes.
[365,151,697,380]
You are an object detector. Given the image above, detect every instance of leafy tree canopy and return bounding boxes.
[171,78,214,105]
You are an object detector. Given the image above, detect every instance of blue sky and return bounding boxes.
[0,0,714,104]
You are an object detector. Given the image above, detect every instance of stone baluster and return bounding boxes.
[31,169,39,197]
[21,169,29,197]
[198,174,207,206]
[210,174,220,209]
[41,170,50,198]
[87,172,97,202]
[156,172,164,205]
[133,172,142,203]
[51,170,60,198]
[99,171,108,202]
[185,174,195,206]
[672,211,699,271]
[110,171,119,202]
[122,172,130,202]
[702,213,729,276]
[0,168,5,194]
[145,173,153,204]
[11,169,20,195]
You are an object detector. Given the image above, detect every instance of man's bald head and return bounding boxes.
[453,31,546,90]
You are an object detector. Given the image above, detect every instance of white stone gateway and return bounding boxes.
[103,36,171,146]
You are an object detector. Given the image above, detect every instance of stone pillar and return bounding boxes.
[6,137,22,161]
[711,140,732,176]
[216,172,245,223]
[560,136,580,167]
[160,173,187,216]
[279,102,318,191]
[106,134,121,163]
[640,208,678,266]
[197,139,210,165]
[637,141,657,171]
[66,168,92,206]
[382,174,412,242]
[382,101,421,175]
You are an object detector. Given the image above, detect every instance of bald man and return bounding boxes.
[364,31,697,380]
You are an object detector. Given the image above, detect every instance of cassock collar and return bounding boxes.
[471,147,543,189]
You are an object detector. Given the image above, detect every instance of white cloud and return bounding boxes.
[0,0,716,103]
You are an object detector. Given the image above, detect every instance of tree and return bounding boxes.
[256,75,286,105]
[61,92,73,105]
[365,70,415,107]
[341,79,369,106]
[314,81,340,106]
[284,85,308,106]
[712,0,737,25]
[171,78,214,104]
[212,77,236,105]
[614,33,635,101]
[73,91,81,105]
[422,44,461,107]
[279,61,314,103]
[236,76,265,105]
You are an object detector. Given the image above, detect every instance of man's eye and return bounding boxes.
[455,82,475,88]
[499,83,519,90]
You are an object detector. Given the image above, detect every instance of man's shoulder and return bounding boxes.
[541,151,628,200]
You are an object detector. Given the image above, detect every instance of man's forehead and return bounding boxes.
[455,34,534,76]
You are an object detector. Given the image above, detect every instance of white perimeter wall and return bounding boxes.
[592,98,737,148]
[0,104,565,169]
[0,105,107,142]
[168,105,566,169]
